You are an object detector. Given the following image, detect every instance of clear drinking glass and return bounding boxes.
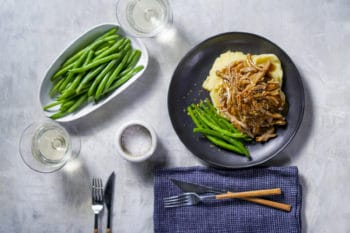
[19,120,80,173]
[116,0,172,37]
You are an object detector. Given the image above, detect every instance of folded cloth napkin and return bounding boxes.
[154,166,302,233]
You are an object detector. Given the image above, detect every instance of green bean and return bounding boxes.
[127,49,142,68]
[59,51,89,92]
[59,51,85,71]
[98,35,119,43]
[55,27,118,72]
[66,94,88,113]
[203,100,250,141]
[88,60,117,97]
[119,67,132,77]
[69,50,94,90]
[194,107,247,139]
[95,71,113,100]
[49,78,65,97]
[120,39,131,50]
[207,136,248,157]
[51,62,76,81]
[200,101,246,138]
[187,102,250,158]
[203,99,241,134]
[94,46,109,56]
[193,128,249,157]
[188,105,227,152]
[95,56,124,100]
[104,50,132,90]
[92,70,113,100]
[199,103,227,129]
[102,65,144,98]
[93,38,126,60]
[43,100,62,111]
[59,34,119,71]
[60,99,76,112]
[57,89,76,101]
[50,111,69,120]
[76,64,106,94]
[64,50,94,95]
[121,42,132,54]
[51,94,88,119]
[100,27,118,38]
[69,53,121,74]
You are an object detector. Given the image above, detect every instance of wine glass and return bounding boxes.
[116,0,173,37]
[19,120,80,173]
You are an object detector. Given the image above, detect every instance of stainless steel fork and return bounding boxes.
[163,192,215,208]
[92,178,104,233]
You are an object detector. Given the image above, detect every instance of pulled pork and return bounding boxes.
[216,54,286,142]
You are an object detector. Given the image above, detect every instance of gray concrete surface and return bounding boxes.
[0,0,349,232]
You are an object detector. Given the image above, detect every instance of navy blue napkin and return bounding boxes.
[154,166,302,233]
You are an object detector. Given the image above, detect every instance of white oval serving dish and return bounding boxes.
[39,24,149,122]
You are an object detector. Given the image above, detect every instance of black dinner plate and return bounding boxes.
[167,32,305,168]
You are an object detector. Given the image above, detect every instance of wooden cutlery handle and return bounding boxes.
[215,189,291,212]
[106,228,111,233]
[215,188,281,199]
[94,214,98,233]
[240,197,292,212]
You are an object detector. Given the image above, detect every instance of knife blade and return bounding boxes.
[104,172,115,233]
[170,178,292,212]
[170,179,226,194]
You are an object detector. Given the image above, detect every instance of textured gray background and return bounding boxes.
[1,0,349,232]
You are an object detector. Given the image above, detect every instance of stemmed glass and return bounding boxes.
[19,120,80,173]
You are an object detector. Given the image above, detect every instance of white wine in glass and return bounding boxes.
[117,0,172,37]
[20,121,80,173]
[32,123,70,164]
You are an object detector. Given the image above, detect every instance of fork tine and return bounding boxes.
[163,196,192,205]
[163,196,189,204]
[96,178,100,200]
[163,193,186,201]
[163,195,188,202]
[164,200,189,207]
[91,178,96,203]
[164,201,192,208]
[163,194,192,202]
[98,178,103,201]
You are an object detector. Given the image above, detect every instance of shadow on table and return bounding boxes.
[263,73,313,233]
[59,157,91,208]
[128,139,169,183]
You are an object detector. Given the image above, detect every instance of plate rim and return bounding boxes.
[167,31,305,168]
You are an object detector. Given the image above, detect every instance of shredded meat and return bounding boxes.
[216,54,286,142]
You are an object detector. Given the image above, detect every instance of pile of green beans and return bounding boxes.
[187,99,251,159]
[44,27,144,119]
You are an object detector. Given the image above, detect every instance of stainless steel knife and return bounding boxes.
[104,172,115,233]
[170,178,292,212]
